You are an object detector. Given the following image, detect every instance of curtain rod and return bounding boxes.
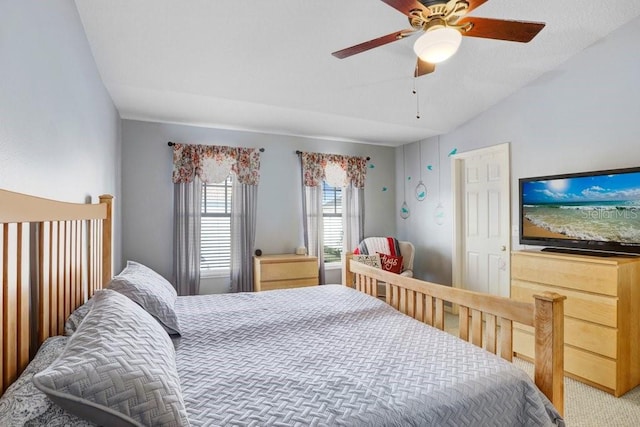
[296,150,370,161]
[168,141,264,152]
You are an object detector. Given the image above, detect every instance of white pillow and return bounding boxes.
[108,260,181,335]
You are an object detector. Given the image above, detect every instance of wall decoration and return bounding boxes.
[448,148,458,157]
[435,137,445,225]
[401,204,410,218]
[369,163,375,169]
[400,146,410,219]
[382,187,388,192]
[434,203,445,225]
[427,165,433,170]
[415,141,427,201]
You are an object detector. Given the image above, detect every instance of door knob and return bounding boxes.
[501,245,506,252]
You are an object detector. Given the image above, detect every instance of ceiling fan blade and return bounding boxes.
[414,59,435,77]
[332,29,416,59]
[380,0,426,16]
[466,0,489,14]
[458,17,545,42]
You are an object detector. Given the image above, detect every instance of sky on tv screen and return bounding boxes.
[522,171,640,206]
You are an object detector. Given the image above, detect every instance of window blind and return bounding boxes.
[322,182,342,263]
[201,177,232,270]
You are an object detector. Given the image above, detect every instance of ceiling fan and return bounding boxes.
[332,0,545,77]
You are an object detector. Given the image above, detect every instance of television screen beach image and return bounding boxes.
[521,170,640,245]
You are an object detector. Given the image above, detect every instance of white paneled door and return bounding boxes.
[452,143,510,297]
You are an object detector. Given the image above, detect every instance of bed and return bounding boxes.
[0,189,565,426]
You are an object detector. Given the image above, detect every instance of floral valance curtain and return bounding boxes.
[301,152,368,188]
[172,143,261,185]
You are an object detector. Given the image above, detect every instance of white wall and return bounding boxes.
[0,1,122,271]
[121,120,396,293]
[397,16,640,286]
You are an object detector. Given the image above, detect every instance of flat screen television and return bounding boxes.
[519,166,640,256]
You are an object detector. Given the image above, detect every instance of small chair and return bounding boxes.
[396,240,415,277]
[354,237,415,298]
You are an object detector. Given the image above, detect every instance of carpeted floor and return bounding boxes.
[514,358,640,427]
[442,313,640,426]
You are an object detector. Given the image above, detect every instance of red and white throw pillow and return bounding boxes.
[377,252,403,274]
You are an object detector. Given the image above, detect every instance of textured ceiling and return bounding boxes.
[74,0,640,146]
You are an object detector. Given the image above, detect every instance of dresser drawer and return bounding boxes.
[514,317,617,359]
[513,326,535,360]
[514,327,616,390]
[511,253,619,296]
[566,346,617,391]
[512,280,617,327]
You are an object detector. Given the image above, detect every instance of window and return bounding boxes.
[322,181,342,263]
[201,176,232,271]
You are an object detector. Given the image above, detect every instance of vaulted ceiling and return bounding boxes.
[75,0,640,146]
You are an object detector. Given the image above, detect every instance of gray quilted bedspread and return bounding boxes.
[174,285,563,427]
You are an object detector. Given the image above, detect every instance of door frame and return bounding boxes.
[451,142,511,294]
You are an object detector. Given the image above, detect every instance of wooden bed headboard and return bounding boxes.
[0,189,113,395]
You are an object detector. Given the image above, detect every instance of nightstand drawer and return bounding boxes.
[259,278,318,292]
[254,254,319,292]
[261,260,317,281]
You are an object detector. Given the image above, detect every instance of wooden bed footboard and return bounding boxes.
[343,253,566,416]
[0,189,113,395]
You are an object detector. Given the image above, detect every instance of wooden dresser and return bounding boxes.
[253,254,319,292]
[511,250,640,396]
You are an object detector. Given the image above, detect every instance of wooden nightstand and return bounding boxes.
[253,254,319,291]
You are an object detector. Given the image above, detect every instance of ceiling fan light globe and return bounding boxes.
[413,28,462,64]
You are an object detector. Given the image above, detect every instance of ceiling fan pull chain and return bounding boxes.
[413,76,420,119]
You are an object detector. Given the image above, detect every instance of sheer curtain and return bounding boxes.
[230,175,259,293]
[299,152,367,285]
[343,184,365,255]
[172,143,261,295]
[173,177,202,295]
[302,185,325,284]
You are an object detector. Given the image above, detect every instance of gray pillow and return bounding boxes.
[33,289,190,427]
[0,336,91,427]
[64,299,94,336]
[107,260,181,335]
